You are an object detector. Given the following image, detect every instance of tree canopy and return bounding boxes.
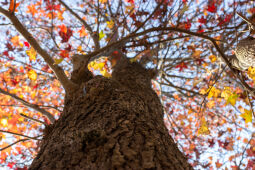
[0,0,255,169]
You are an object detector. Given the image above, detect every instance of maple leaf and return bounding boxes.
[226,93,238,106]
[99,0,107,3]
[26,47,37,61]
[24,42,30,48]
[221,87,239,106]
[247,67,255,81]
[58,26,72,43]
[175,62,188,71]
[207,86,220,98]
[27,4,38,16]
[192,50,203,58]
[27,69,37,81]
[59,50,69,58]
[184,21,191,30]
[6,43,14,51]
[207,4,216,13]
[198,118,210,135]
[0,118,8,127]
[198,16,207,24]
[209,55,217,63]
[9,0,20,12]
[54,58,64,65]
[240,109,252,124]
[78,26,88,37]
[106,20,114,29]
[11,36,23,47]
[127,0,135,3]
[99,30,105,40]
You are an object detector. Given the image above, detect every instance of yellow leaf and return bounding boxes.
[227,93,238,106]
[209,55,217,63]
[240,109,252,124]
[198,118,210,135]
[247,67,255,81]
[54,58,64,65]
[57,11,64,21]
[28,70,37,81]
[100,69,111,78]
[221,87,239,106]
[99,30,105,40]
[207,86,220,98]
[26,47,37,61]
[106,20,114,29]
[0,118,8,127]
[98,62,105,70]
[99,0,107,3]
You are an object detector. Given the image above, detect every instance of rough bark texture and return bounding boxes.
[29,57,192,170]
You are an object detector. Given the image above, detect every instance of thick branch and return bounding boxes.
[0,7,77,92]
[0,88,55,123]
[58,0,100,50]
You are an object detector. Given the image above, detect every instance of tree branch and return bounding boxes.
[58,0,100,50]
[0,7,77,92]
[0,88,55,123]
[20,113,47,125]
[0,138,29,152]
[0,130,40,140]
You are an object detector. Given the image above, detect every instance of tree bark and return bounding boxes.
[29,58,192,170]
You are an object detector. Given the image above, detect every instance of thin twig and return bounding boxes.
[0,138,29,152]
[20,113,47,125]
[0,130,39,140]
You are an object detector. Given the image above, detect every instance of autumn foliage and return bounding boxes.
[0,0,255,169]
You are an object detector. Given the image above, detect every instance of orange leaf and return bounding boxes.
[9,0,20,12]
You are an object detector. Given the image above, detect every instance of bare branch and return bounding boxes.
[0,7,77,92]
[0,130,40,140]
[20,113,47,125]
[0,138,29,152]
[0,88,55,123]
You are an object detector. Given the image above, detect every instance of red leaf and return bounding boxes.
[11,79,19,86]
[185,21,191,30]
[33,83,39,89]
[7,162,15,168]
[3,51,9,56]
[175,62,188,71]
[24,42,30,48]
[6,42,14,51]
[65,44,72,51]
[198,16,206,24]
[58,27,73,43]
[59,50,69,58]
[207,4,217,13]
[16,166,28,170]
[247,159,255,169]
[127,0,134,3]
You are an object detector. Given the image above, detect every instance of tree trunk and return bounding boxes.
[29,58,192,170]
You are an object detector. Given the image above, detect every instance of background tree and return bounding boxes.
[0,0,255,169]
